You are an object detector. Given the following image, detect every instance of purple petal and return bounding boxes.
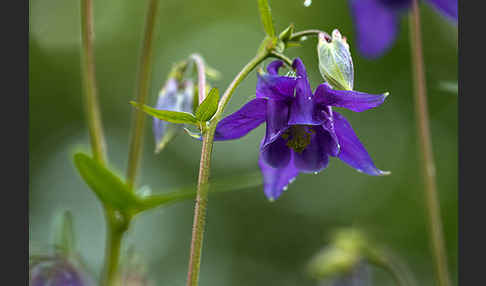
[292,126,331,173]
[425,0,457,21]
[263,99,290,148]
[350,0,400,58]
[314,83,388,112]
[322,107,341,157]
[288,78,325,125]
[333,111,389,175]
[292,58,308,80]
[214,98,267,141]
[259,145,299,201]
[256,71,297,101]
[267,60,284,75]
[261,136,291,168]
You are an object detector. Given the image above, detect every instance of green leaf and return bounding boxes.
[130,101,198,125]
[257,0,275,37]
[195,88,219,121]
[73,152,140,211]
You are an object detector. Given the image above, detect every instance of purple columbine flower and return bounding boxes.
[213,58,389,200]
[349,0,457,58]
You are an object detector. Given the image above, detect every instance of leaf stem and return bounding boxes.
[126,0,160,191]
[185,50,269,286]
[80,0,106,164]
[408,1,451,286]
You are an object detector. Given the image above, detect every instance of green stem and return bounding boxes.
[80,0,106,164]
[371,250,415,286]
[190,54,207,104]
[126,0,160,191]
[408,1,450,286]
[269,51,293,66]
[288,29,330,42]
[101,209,130,286]
[185,50,269,286]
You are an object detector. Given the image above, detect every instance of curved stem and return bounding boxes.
[80,0,106,164]
[408,1,451,286]
[214,51,269,118]
[186,51,269,286]
[190,54,207,104]
[372,251,415,286]
[289,29,330,42]
[126,0,159,191]
[269,51,293,66]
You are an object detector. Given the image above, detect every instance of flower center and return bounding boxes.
[281,126,314,153]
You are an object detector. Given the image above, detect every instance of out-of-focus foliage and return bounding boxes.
[29,0,457,285]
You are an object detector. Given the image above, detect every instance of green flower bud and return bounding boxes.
[307,228,366,280]
[317,29,354,91]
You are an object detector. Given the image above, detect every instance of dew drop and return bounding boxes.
[313,172,318,175]
[304,0,312,7]
[283,185,288,191]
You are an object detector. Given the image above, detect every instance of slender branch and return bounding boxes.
[80,0,106,164]
[190,54,207,104]
[126,0,160,191]
[408,2,451,286]
[186,51,270,286]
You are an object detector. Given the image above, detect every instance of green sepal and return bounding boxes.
[130,101,198,125]
[195,88,219,122]
[73,152,140,212]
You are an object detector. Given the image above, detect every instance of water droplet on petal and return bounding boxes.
[313,172,319,175]
[304,0,312,7]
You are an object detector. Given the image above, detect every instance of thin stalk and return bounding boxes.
[80,0,106,164]
[370,250,416,286]
[126,0,160,191]
[289,29,330,42]
[100,210,129,286]
[269,51,293,66]
[408,1,451,286]
[186,51,269,286]
[190,54,207,104]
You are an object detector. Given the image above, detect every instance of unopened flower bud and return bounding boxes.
[153,77,194,153]
[307,229,366,280]
[30,257,94,286]
[317,29,354,91]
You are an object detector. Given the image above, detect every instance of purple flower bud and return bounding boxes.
[30,257,94,286]
[152,78,195,153]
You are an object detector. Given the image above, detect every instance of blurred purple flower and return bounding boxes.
[213,58,389,200]
[30,257,94,286]
[349,0,457,58]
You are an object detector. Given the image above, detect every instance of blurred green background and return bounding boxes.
[29,0,457,285]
